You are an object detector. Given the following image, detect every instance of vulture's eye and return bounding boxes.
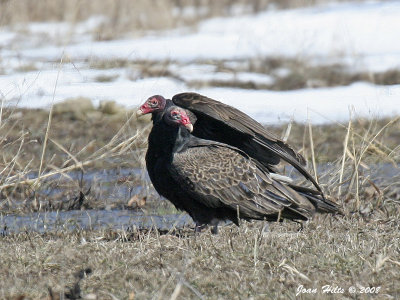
[171,111,180,120]
[149,99,158,107]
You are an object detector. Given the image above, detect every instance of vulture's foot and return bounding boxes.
[195,223,207,233]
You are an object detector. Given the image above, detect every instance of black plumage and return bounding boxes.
[145,106,338,233]
[137,92,322,194]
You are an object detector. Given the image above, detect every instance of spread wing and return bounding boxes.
[172,92,322,193]
[169,142,315,220]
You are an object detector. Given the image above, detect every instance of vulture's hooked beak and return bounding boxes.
[185,123,194,132]
[136,108,144,117]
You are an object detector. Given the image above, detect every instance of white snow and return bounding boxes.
[235,73,275,85]
[1,1,399,124]
[2,1,400,71]
[200,83,400,124]
[3,66,399,124]
[0,30,16,47]
[2,69,187,110]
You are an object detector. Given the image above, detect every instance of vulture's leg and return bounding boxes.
[195,223,206,233]
[210,219,219,235]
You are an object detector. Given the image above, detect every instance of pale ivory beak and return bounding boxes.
[185,123,194,132]
[136,108,144,117]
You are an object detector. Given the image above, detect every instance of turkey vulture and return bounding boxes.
[145,105,338,233]
[137,92,322,194]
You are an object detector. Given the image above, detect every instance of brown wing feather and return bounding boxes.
[169,144,315,220]
[171,92,326,194]
[173,93,268,136]
[172,92,306,164]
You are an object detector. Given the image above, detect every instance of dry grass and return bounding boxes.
[0,101,152,214]
[1,101,149,169]
[0,214,399,299]
[276,117,400,165]
[0,100,399,298]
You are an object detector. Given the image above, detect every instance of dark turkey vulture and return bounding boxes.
[145,105,338,233]
[137,92,322,194]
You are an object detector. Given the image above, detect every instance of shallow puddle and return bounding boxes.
[0,210,193,235]
[1,163,398,235]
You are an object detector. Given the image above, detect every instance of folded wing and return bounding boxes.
[170,142,316,221]
[172,92,322,193]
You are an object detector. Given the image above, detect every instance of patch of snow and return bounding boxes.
[2,70,186,109]
[236,72,274,85]
[168,64,217,81]
[75,16,108,34]
[168,64,274,85]
[223,60,249,70]
[184,71,235,83]
[3,67,398,124]
[172,6,209,18]
[0,30,16,47]
[199,83,400,124]
[3,1,400,72]
[273,68,291,78]
[25,22,71,36]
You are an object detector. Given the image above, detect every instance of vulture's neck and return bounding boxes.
[172,126,191,154]
[151,99,174,124]
[149,122,190,159]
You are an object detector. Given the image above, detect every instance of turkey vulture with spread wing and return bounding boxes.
[137,92,322,194]
[145,106,339,233]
